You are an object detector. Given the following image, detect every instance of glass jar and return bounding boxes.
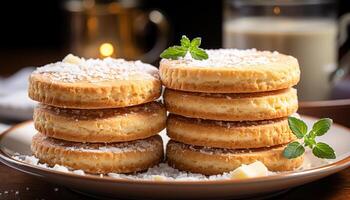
[64,0,170,63]
[223,0,350,101]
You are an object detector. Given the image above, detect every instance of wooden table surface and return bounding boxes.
[0,162,348,200]
[0,112,349,200]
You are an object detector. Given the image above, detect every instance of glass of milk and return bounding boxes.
[223,0,350,101]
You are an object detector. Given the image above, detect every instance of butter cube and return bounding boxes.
[153,175,166,181]
[230,161,268,179]
[248,161,268,176]
[63,54,81,64]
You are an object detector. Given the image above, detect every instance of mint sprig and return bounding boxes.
[283,141,305,159]
[160,35,208,60]
[283,117,336,159]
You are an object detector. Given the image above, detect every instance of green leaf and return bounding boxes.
[190,48,209,60]
[284,116,336,160]
[180,35,190,48]
[160,35,208,60]
[283,141,305,159]
[190,37,201,48]
[312,142,336,159]
[312,118,332,136]
[288,116,308,139]
[304,135,316,148]
[160,46,188,59]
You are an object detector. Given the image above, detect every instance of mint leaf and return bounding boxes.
[190,37,201,48]
[304,135,316,148]
[312,142,336,159]
[160,46,187,59]
[283,141,305,159]
[160,35,208,60]
[190,48,208,60]
[288,116,308,139]
[312,118,332,136]
[284,117,336,160]
[180,35,190,48]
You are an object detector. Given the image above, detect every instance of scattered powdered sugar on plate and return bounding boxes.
[11,150,331,181]
[13,155,87,175]
[163,49,286,68]
[299,150,332,170]
[33,54,159,83]
[12,155,275,181]
[108,163,236,181]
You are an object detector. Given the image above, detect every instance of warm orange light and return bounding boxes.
[87,17,97,31]
[273,6,281,15]
[99,43,114,57]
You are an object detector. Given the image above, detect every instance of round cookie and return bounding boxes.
[31,133,164,174]
[29,54,161,109]
[166,140,304,175]
[167,114,296,149]
[34,101,166,143]
[164,88,298,121]
[160,49,300,93]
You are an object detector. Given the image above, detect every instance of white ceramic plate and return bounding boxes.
[0,116,349,200]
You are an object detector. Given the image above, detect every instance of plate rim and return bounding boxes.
[0,118,349,186]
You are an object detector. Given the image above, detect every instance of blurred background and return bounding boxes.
[0,0,350,125]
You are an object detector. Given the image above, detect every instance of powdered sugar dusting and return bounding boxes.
[12,153,328,181]
[162,49,285,67]
[13,155,86,175]
[108,163,235,181]
[33,55,159,83]
[12,155,273,181]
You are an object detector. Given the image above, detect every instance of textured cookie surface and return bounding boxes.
[34,101,166,143]
[29,55,161,109]
[167,114,296,149]
[31,133,164,174]
[160,49,300,93]
[166,140,303,175]
[164,88,298,121]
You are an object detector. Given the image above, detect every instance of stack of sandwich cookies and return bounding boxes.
[161,49,304,175]
[29,54,166,174]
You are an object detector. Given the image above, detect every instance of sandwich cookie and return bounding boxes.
[160,49,300,93]
[164,88,298,121]
[167,114,296,149]
[166,140,304,175]
[32,133,164,174]
[29,54,161,109]
[34,102,166,143]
